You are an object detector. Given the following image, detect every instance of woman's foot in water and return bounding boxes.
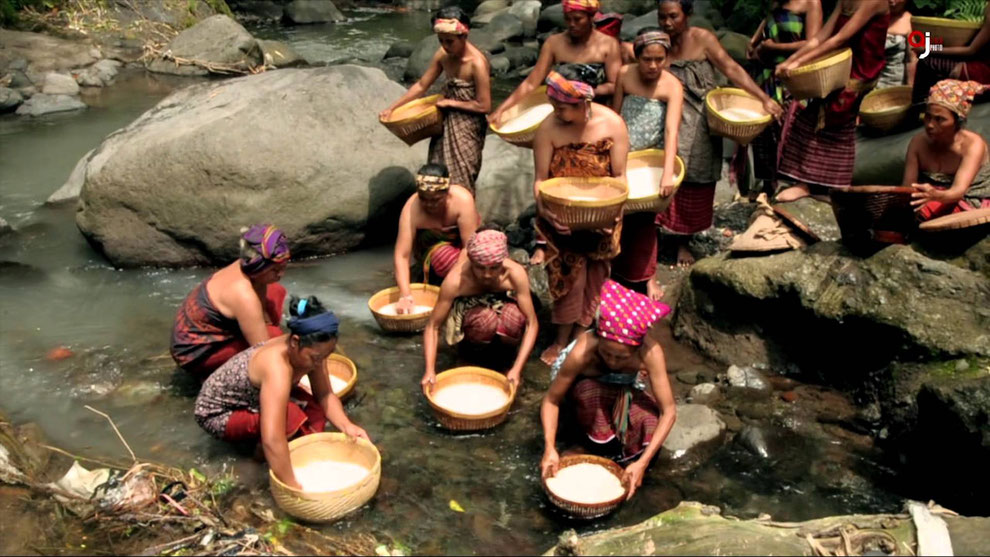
[540,343,564,366]
[775,183,811,202]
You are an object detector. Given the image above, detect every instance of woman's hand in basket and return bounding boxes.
[421,371,437,394]
[660,176,677,198]
[910,183,943,210]
[342,422,371,442]
[537,197,572,235]
[774,60,798,78]
[395,295,416,315]
[541,447,560,480]
[763,98,783,119]
[622,460,647,500]
[379,108,393,121]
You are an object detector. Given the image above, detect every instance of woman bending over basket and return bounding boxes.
[903,79,990,221]
[170,225,290,378]
[540,280,676,501]
[654,0,783,268]
[612,28,684,299]
[531,67,630,366]
[773,0,889,202]
[195,296,369,489]
[380,6,491,193]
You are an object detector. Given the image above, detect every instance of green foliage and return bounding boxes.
[711,0,770,35]
[912,0,986,21]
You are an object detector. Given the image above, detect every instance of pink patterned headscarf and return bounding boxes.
[240,224,290,275]
[596,280,671,346]
[927,79,988,119]
[467,229,509,266]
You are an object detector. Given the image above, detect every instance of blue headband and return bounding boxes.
[287,312,339,337]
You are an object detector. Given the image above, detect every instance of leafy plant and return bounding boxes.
[912,0,986,21]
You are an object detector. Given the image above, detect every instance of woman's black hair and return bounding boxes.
[432,5,471,27]
[417,162,450,178]
[634,26,669,57]
[656,0,693,16]
[288,295,337,345]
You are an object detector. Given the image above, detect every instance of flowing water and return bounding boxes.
[0,10,907,554]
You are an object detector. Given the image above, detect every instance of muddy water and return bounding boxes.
[0,11,905,555]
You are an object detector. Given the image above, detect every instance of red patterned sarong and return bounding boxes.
[656,181,717,234]
[572,377,658,459]
[222,388,326,442]
[462,302,526,344]
[612,211,658,282]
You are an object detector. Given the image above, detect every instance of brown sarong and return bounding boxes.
[429,79,487,193]
[538,139,621,327]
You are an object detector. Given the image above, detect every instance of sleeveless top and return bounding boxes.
[621,95,667,151]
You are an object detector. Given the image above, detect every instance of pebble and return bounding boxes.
[955,359,970,372]
[780,390,798,403]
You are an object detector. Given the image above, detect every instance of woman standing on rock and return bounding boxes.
[773,0,889,202]
[654,0,783,268]
[380,6,491,193]
[904,80,990,221]
[744,0,822,198]
[488,0,622,126]
[170,225,289,378]
[541,280,675,500]
[612,28,683,299]
[531,67,629,366]
[195,296,369,490]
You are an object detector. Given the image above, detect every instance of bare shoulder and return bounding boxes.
[450,184,474,203]
[660,70,683,89]
[961,129,989,154]
[506,260,530,286]
[690,26,719,44]
[594,102,624,122]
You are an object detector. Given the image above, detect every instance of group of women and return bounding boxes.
[167,0,989,496]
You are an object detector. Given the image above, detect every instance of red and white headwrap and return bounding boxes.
[466,229,509,266]
[927,79,988,119]
[596,280,671,346]
[433,18,469,35]
[562,0,600,14]
[545,70,594,104]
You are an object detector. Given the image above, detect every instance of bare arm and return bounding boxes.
[784,0,885,70]
[749,18,767,48]
[704,30,782,116]
[941,5,990,56]
[394,199,416,299]
[505,265,540,385]
[759,0,823,54]
[259,360,297,488]
[231,286,271,346]
[609,115,630,180]
[381,48,444,120]
[308,362,362,436]
[422,271,459,386]
[439,56,493,114]
[540,336,589,477]
[595,37,622,98]
[901,134,922,187]
[611,67,627,113]
[660,77,683,194]
[456,193,481,246]
[780,3,841,68]
[623,336,676,499]
[942,138,988,204]
[490,39,556,123]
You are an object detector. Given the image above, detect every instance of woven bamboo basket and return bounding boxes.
[368,283,440,334]
[860,86,913,132]
[911,16,982,48]
[919,207,990,232]
[624,149,686,213]
[380,94,444,146]
[543,455,627,519]
[490,86,552,148]
[269,433,381,523]
[782,48,852,100]
[705,87,773,145]
[538,177,628,230]
[829,186,916,250]
[425,367,516,431]
[298,354,358,399]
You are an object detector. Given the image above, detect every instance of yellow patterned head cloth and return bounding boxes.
[927,79,988,119]
[563,0,600,13]
[433,18,469,35]
[416,173,451,193]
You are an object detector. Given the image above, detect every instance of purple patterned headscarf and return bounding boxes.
[240,224,290,275]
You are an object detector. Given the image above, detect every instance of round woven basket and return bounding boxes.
[861,86,913,132]
[705,87,773,145]
[490,86,551,148]
[624,149,685,213]
[538,177,628,230]
[911,16,982,48]
[829,185,916,250]
[425,367,516,431]
[298,354,358,398]
[269,433,381,523]
[368,284,440,334]
[543,455,627,519]
[782,48,852,100]
[380,94,444,146]
[919,207,990,232]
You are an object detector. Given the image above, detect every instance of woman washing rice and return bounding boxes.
[540,280,676,500]
[903,80,990,220]
[194,296,369,490]
[611,28,683,299]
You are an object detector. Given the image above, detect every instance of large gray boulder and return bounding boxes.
[147,15,262,77]
[41,73,80,96]
[538,3,565,32]
[227,0,284,20]
[0,30,101,83]
[75,65,427,267]
[662,404,726,454]
[507,0,542,37]
[48,149,93,204]
[601,0,655,16]
[854,103,990,186]
[467,29,506,54]
[75,59,122,87]
[474,0,509,17]
[284,0,345,24]
[15,94,86,117]
[475,135,535,226]
[404,34,439,81]
[482,13,524,43]
[675,242,990,383]
[0,87,23,112]
[473,7,510,25]
[620,10,657,41]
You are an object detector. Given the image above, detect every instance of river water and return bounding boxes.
[0,9,905,554]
